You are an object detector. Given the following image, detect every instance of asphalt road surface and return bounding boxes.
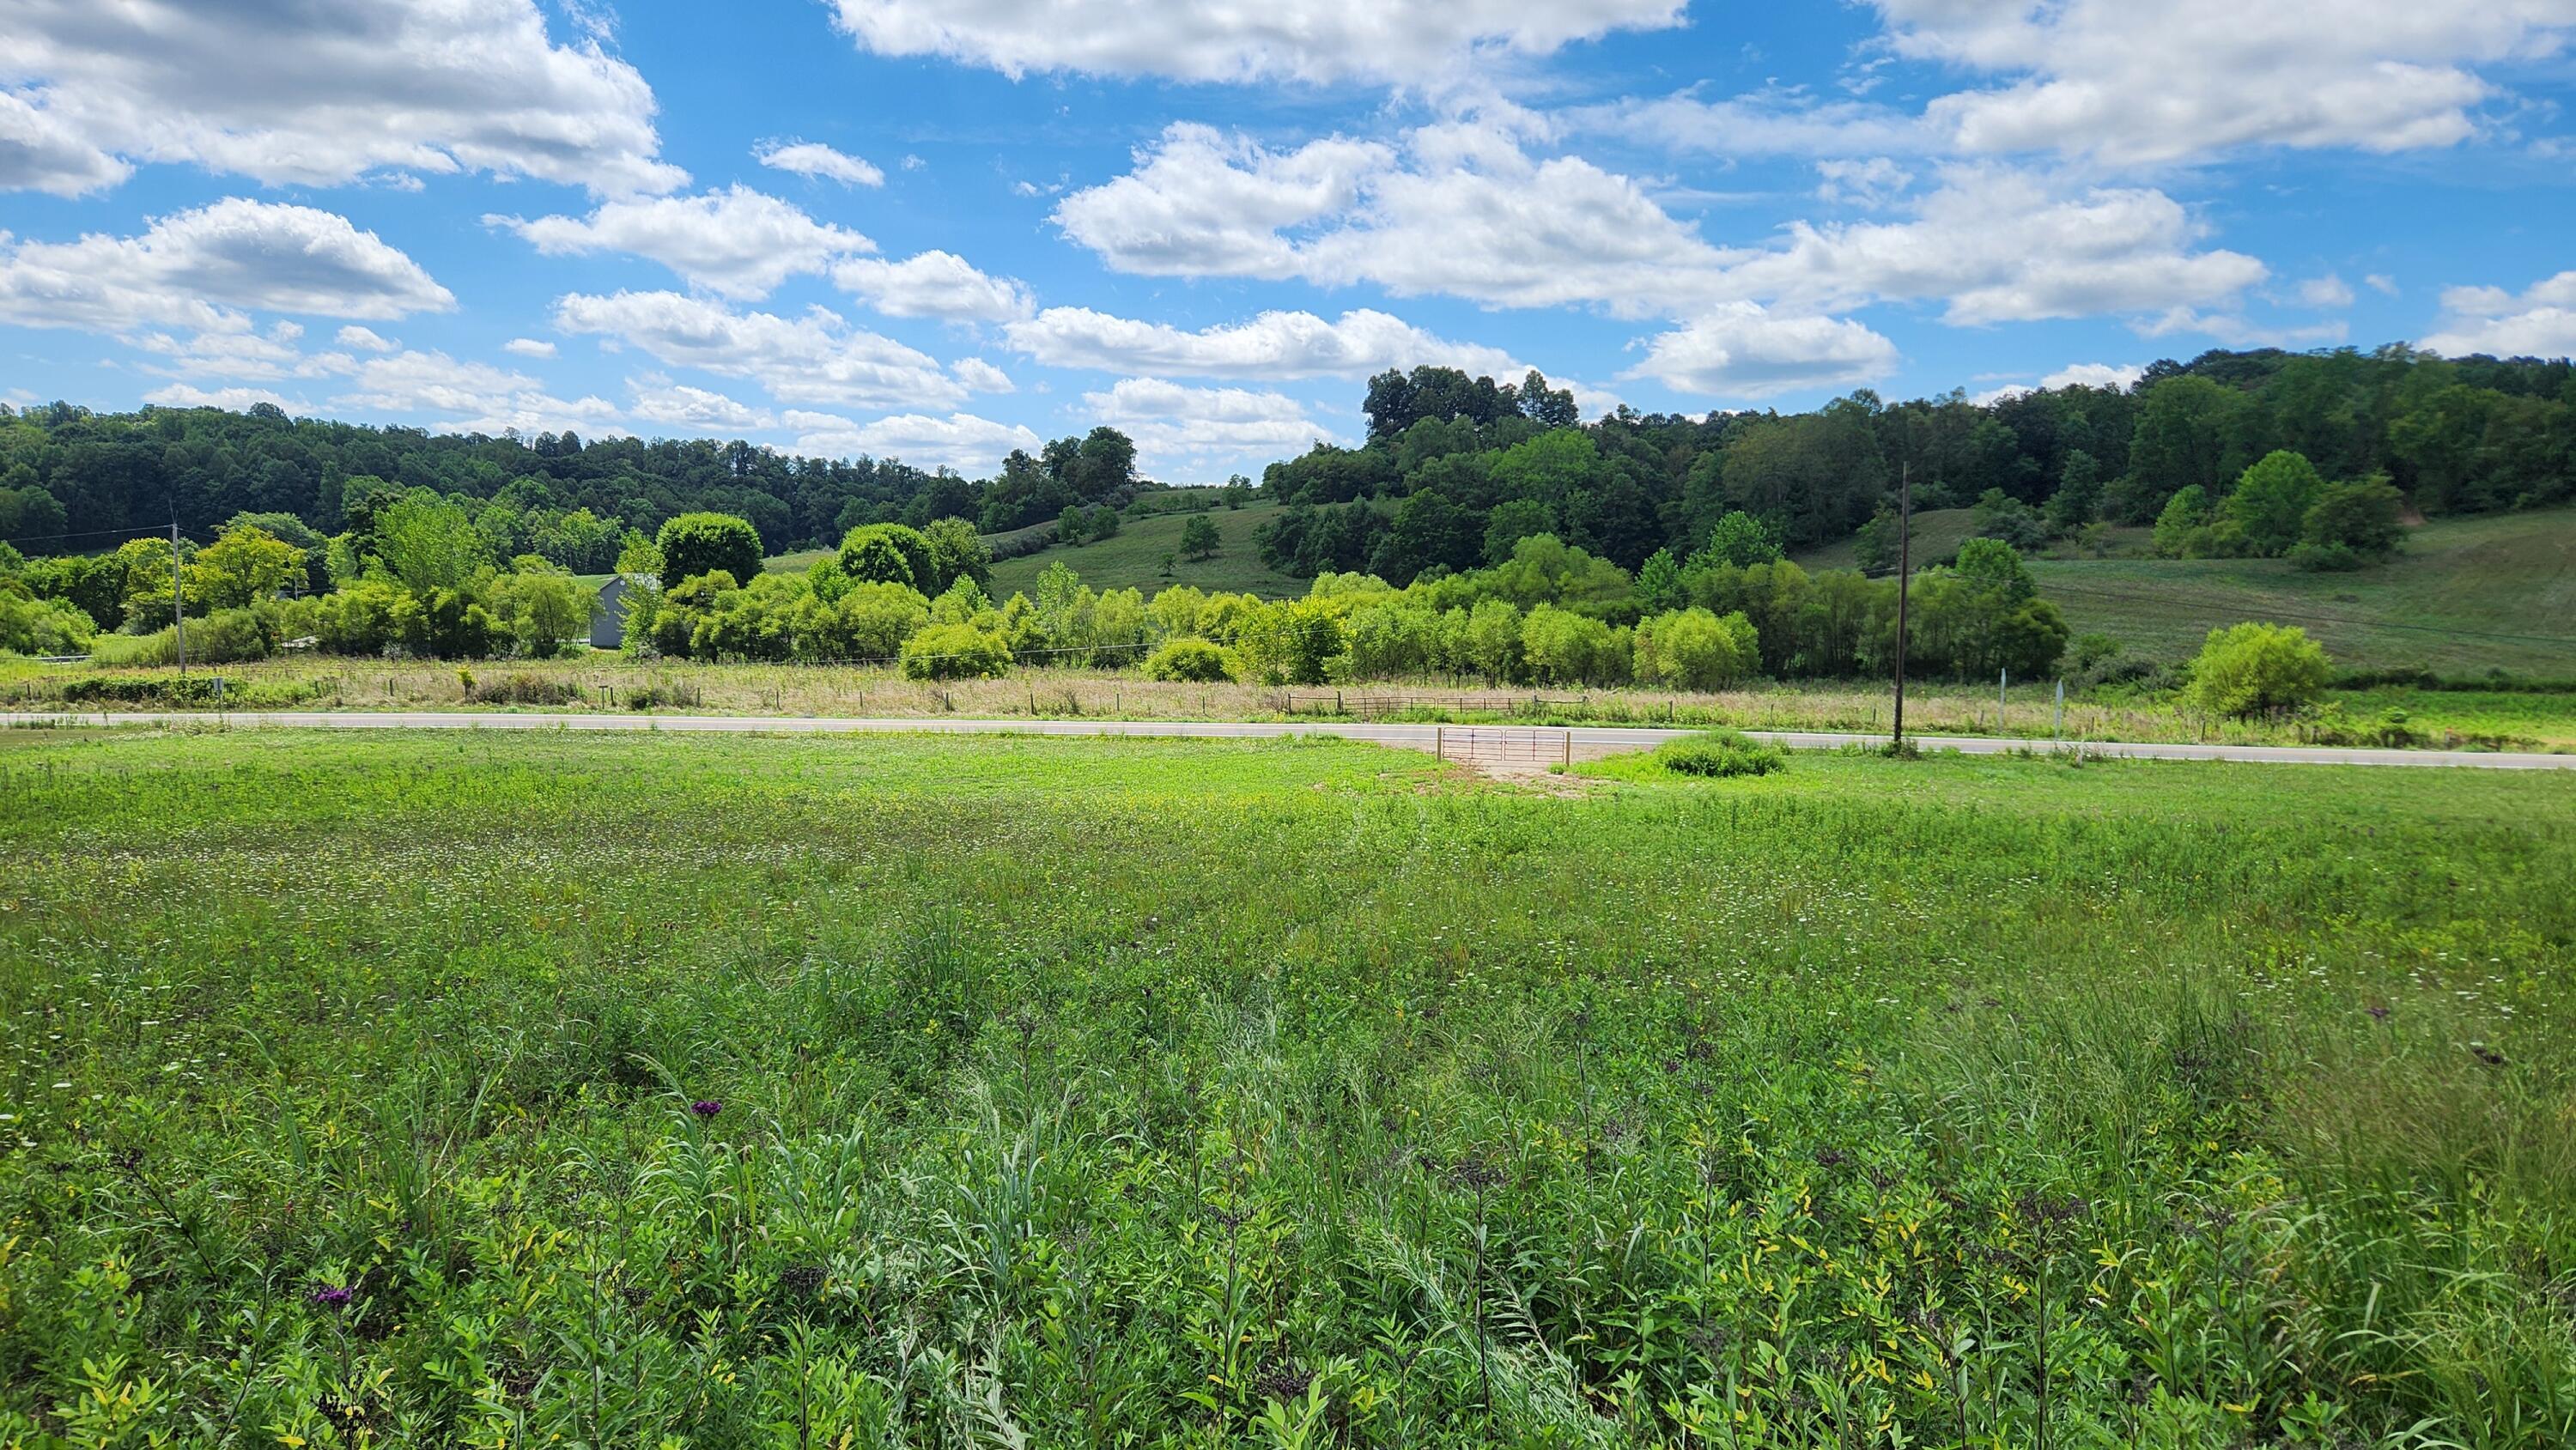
[16,710,2575,769]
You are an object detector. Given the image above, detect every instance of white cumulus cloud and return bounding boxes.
[627,379,777,432]
[1875,0,2576,166]
[2421,271,2576,357]
[0,0,683,195]
[832,252,1033,321]
[823,0,1686,84]
[1005,306,1523,380]
[0,198,454,337]
[491,185,872,301]
[1623,304,1899,400]
[551,289,967,411]
[1054,120,1743,319]
[1082,378,1338,479]
[331,349,626,437]
[786,409,1044,472]
[755,139,884,187]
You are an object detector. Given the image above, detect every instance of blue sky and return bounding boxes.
[3,1,2573,482]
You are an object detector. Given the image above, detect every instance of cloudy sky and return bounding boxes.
[3,1,2572,481]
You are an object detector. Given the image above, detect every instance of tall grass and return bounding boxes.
[0,731,2568,1447]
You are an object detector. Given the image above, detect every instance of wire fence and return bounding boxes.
[1429,725,1583,768]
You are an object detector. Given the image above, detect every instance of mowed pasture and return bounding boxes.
[1,730,2572,1447]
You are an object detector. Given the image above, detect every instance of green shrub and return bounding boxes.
[92,607,273,666]
[1633,607,1759,690]
[900,622,1012,680]
[1652,728,1788,778]
[1141,637,1233,683]
[2186,622,2334,719]
[2302,476,2405,561]
[0,592,99,656]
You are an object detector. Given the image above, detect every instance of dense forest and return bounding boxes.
[0,401,1151,563]
[1256,346,2573,583]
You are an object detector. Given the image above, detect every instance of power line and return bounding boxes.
[0,524,184,548]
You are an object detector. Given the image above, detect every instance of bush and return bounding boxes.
[2302,476,2404,561]
[900,622,1012,680]
[2287,541,2363,572]
[656,512,763,589]
[1141,637,1233,683]
[2186,622,2333,719]
[0,592,100,656]
[316,579,404,655]
[1633,607,1759,690]
[1653,728,1788,779]
[2220,450,2327,556]
[93,608,274,665]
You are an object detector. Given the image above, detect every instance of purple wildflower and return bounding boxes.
[690,1100,722,1118]
[311,1285,353,1308]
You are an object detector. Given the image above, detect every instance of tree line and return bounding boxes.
[1255,348,2572,586]
[0,400,1156,561]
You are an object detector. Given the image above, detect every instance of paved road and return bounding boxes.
[17,709,2574,769]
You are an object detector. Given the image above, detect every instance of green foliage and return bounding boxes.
[1141,636,1234,682]
[1519,604,1627,686]
[3,732,2573,1447]
[1970,488,2047,550]
[2044,449,2103,530]
[656,511,763,589]
[1853,506,1908,574]
[393,585,498,660]
[485,566,596,658]
[920,516,993,592]
[836,522,931,591]
[2221,450,2329,556]
[1179,513,1222,561]
[898,621,1012,679]
[371,491,492,593]
[190,525,306,610]
[2300,476,2405,563]
[2153,484,2215,558]
[1703,509,1785,567]
[2187,622,2335,718]
[315,578,404,656]
[1237,598,1347,685]
[0,591,98,655]
[1633,607,1759,690]
[1651,726,1789,776]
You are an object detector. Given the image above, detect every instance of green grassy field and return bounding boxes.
[3,729,2570,1447]
[2031,509,2576,676]
[988,501,1304,598]
[1796,507,2576,677]
[1792,507,1982,573]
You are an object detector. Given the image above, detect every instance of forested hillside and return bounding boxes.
[1254,348,2573,583]
[0,402,1154,562]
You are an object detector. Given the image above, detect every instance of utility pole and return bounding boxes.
[171,518,186,676]
[1891,462,1911,749]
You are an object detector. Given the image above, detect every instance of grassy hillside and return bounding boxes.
[1794,507,1980,572]
[1796,507,2576,676]
[2030,508,2576,676]
[987,501,1306,598]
